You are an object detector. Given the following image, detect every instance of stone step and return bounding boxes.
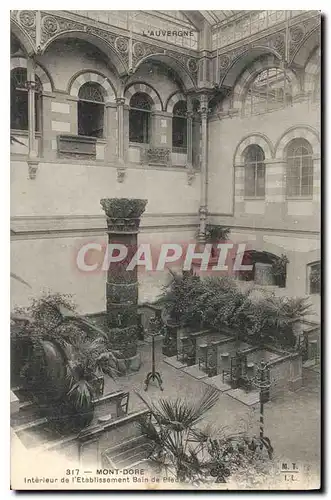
[163,356,186,369]
[226,388,260,407]
[181,364,209,380]
[203,374,232,392]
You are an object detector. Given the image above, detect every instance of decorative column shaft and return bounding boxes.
[116,98,125,164]
[26,57,39,179]
[100,198,147,361]
[186,97,193,168]
[198,95,209,242]
[27,59,36,155]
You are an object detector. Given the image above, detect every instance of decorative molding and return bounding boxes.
[234,133,274,165]
[275,126,320,159]
[141,147,171,167]
[288,16,321,64]
[232,54,300,110]
[124,82,162,110]
[57,134,97,159]
[13,10,37,43]
[165,92,187,113]
[187,169,196,186]
[69,71,116,102]
[27,158,39,180]
[10,213,200,239]
[10,56,53,92]
[116,167,126,183]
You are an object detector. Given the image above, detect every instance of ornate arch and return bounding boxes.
[166,92,187,113]
[275,126,320,158]
[234,133,274,165]
[133,52,197,92]
[124,82,162,111]
[10,56,53,92]
[10,19,35,56]
[290,25,321,67]
[221,47,282,89]
[41,31,128,78]
[69,71,116,103]
[232,55,300,109]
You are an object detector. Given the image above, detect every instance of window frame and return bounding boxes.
[286,138,314,199]
[243,144,266,199]
[244,67,292,117]
[77,82,105,139]
[172,101,187,152]
[11,67,42,133]
[129,92,152,145]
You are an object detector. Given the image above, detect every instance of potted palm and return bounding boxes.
[136,387,274,485]
[205,225,231,258]
[11,293,120,431]
[136,387,219,483]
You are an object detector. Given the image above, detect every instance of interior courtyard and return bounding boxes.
[10,9,321,489]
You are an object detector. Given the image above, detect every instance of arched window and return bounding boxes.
[78,82,105,138]
[244,145,265,198]
[11,68,41,131]
[244,68,292,116]
[129,93,152,144]
[172,101,187,150]
[286,138,313,198]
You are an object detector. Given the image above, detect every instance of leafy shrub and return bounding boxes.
[157,272,313,349]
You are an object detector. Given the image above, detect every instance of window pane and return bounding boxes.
[287,139,313,197]
[244,67,291,116]
[256,163,265,196]
[78,101,104,137]
[129,109,149,143]
[245,164,256,196]
[172,117,187,148]
[78,82,104,103]
[11,90,28,130]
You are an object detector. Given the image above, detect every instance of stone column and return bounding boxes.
[100,198,147,370]
[115,98,126,182]
[26,57,39,179]
[186,97,193,170]
[116,98,125,164]
[198,95,209,242]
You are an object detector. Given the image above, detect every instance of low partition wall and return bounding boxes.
[39,409,151,468]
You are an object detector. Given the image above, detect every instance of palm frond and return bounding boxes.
[67,379,93,410]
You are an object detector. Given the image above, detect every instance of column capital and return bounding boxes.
[116,97,126,106]
[25,80,40,92]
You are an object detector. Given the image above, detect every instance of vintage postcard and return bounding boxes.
[10,9,321,490]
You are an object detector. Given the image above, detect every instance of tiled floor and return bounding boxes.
[103,338,320,481]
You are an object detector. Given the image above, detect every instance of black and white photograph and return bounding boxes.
[9,8,321,490]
